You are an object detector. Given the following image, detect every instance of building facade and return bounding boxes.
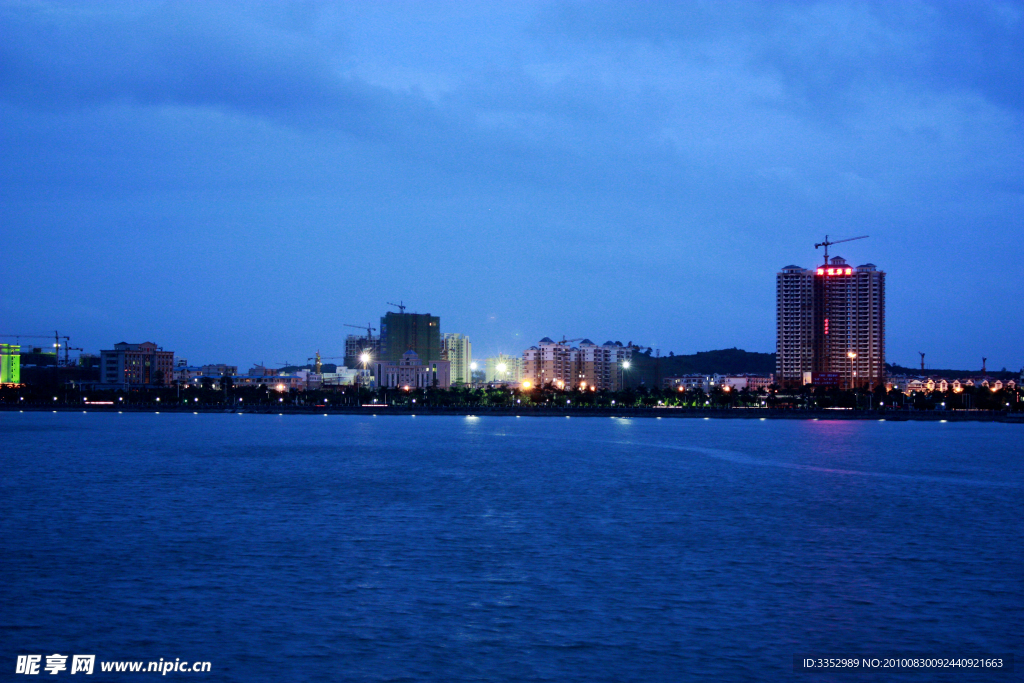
[374,350,451,389]
[776,258,885,389]
[380,312,441,362]
[99,342,175,387]
[522,338,632,390]
[442,333,472,385]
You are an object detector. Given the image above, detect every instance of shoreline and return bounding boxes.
[3,405,1022,423]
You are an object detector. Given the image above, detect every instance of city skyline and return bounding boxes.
[2,2,1021,370]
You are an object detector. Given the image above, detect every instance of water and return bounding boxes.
[1,413,1021,681]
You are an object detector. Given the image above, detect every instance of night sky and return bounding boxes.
[2,2,1021,371]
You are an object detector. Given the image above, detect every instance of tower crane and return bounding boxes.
[307,353,346,373]
[815,235,868,266]
[61,336,83,367]
[556,337,583,345]
[387,301,407,314]
[0,331,74,365]
[344,323,376,339]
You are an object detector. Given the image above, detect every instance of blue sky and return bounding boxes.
[2,1,1021,371]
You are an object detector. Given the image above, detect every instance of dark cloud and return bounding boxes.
[0,3,441,139]
[0,1,1021,367]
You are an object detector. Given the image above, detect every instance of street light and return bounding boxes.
[847,351,857,391]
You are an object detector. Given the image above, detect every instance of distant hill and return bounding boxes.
[626,348,775,388]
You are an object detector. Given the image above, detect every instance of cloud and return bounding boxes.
[0,3,443,139]
[0,1,1021,365]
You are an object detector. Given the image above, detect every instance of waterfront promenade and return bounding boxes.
[5,403,1022,422]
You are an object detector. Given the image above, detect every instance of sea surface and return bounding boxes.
[1,412,1021,682]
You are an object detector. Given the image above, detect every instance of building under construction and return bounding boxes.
[379,311,441,363]
[343,335,382,369]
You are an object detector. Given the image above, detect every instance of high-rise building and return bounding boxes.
[484,354,522,383]
[99,342,175,387]
[776,265,814,386]
[442,333,472,385]
[776,257,885,389]
[344,334,382,369]
[380,312,441,362]
[523,337,573,388]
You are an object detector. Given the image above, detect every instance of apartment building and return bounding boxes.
[522,338,632,390]
[776,257,885,389]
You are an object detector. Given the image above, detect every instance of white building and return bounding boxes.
[374,350,451,389]
[442,333,472,385]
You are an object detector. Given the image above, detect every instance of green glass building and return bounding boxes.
[1,344,20,385]
[380,312,441,362]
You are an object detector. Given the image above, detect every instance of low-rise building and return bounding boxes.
[714,374,775,392]
[373,350,451,389]
[231,374,307,392]
[663,375,715,392]
[99,342,175,387]
[321,367,361,386]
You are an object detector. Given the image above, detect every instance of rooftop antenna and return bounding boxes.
[387,301,407,314]
[815,235,868,266]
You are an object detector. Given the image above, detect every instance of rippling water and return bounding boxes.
[1,413,1020,681]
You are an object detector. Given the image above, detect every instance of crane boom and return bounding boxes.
[814,235,868,265]
[343,323,376,339]
[387,301,407,314]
